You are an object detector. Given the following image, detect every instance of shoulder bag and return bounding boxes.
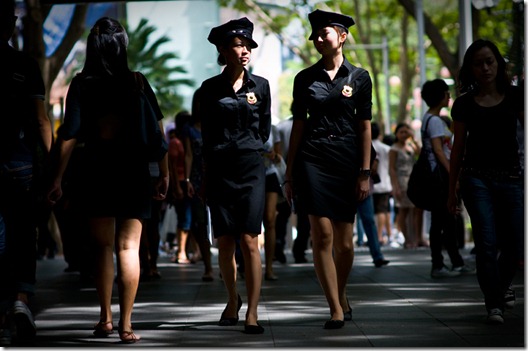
[406,116,448,211]
[133,72,168,162]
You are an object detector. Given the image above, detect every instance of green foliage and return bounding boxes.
[216,0,522,125]
[124,18,193,119]
[64,17,192,119]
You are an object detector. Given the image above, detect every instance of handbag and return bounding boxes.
[133,72,168,162]
[406,116,448,211]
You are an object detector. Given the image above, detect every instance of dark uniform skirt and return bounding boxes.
[295,136,359,223]
[77,143,152,219]
[205,149,265,238]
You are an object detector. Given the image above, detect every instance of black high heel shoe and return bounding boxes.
[344,299,352,321]
[218,294,242,326]
[244,323,264,334]
[324,319,345,329]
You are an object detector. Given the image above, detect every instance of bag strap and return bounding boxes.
[421,115,447,162]
[422,114,435,139]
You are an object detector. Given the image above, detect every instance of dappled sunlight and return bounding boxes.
[30,247,523,347]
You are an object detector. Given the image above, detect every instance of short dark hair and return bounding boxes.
[371,122,380,139]
[421,79,448,107]
[394,122,410,136]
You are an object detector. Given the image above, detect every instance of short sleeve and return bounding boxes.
[291,72,309,121]
[427,117,446,139]
[451,94,470,123]
[59,77,82,140]
[354,70,373,121]
[138,72,164,121]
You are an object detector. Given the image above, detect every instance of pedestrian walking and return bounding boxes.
[201,17,271,334]
[283,9,372,329]
[0,0,53,343]
[448,39,524,324]
[47,17,169,343]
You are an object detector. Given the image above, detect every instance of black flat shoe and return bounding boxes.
[344,299,352,321]
[218,294,242,326]
[244,323,264,334]
[324,319,345,329]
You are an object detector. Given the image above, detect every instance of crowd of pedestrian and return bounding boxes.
[0,1,523,346]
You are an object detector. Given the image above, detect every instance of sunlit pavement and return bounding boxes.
[25,245,524,348]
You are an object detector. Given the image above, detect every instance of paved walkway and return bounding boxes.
[22,245,525,348]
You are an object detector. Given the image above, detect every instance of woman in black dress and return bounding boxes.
[48,17,169,343]
[283,10,372,329]
[201,17,271,334]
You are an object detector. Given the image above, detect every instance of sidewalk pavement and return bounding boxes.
[19,245,525,348]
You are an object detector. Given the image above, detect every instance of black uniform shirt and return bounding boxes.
[292,57,372,140]
[200,68,271,160]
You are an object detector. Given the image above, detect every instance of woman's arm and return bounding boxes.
[388,149,401,199]
[357,119,372,202]
[47,137,76,205]
[283,119,304,207]
[447,120,467,214]
[183,135,194,197]
[431,136,449,172]
[34,98,52,153]
[153,120,169,201]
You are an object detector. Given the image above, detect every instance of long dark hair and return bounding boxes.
[82,17,130,77]
[457,39,509,94]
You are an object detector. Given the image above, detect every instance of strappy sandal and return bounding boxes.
[118,322,140,343]
[93,321,113,337]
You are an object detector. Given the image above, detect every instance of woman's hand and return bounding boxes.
[447,182,461,215]
[186,181,195,198]
[154,175,169,201]
[47,179,63,206]
[282,180,294,211]
[356,177,370,202]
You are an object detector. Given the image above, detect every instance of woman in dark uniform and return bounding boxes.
[201,17,271,334]
[48,17,169,342]
[283,9,372,329]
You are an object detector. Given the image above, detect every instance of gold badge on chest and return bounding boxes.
[342,85,353,97]
[246,92,257,104]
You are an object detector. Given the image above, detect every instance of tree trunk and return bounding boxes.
[22,1,88,125]
[396,0,459,79]
[397,12,413,124]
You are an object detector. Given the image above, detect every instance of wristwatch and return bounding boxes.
[359,168,371,177]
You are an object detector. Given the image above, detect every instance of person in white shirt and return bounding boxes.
[371,123,393,246]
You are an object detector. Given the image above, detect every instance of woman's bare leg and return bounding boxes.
[239,233,262,326]
[90,217,116,326]
[309,215,343,321]
[263,192,278,279]
[217,236,238,318]
[332,221,354,313]
[115,218,142,335]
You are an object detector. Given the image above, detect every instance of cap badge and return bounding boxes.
[246,92,257,104]
[342,85,353,97]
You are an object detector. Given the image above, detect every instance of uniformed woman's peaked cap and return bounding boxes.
[308,9,355,40]
[207,17,258,48]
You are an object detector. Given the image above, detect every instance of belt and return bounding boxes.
[463,167,522,180]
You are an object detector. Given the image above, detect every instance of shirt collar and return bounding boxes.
[220,67,257,89]
[316,55,353,78]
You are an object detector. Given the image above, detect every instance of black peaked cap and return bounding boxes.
[207,17,258,48]
[308,9,355,40]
